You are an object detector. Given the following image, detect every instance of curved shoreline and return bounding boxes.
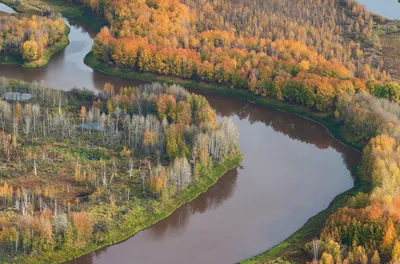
[0,1,364,263]
[14,155,242,264]
[84,53,366,263]
[84,52,364,151]
[21,26,70,68]
[0,11,70,68]
[0,31,70,68]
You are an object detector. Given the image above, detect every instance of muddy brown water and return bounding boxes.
[0,4,361,264]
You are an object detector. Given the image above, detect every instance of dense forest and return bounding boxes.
[68,0,400,263]
[299,93,400,263]
[0,10,67,66]
[70,0,400,112]
[1,0,400,263]
[0,77,240,262]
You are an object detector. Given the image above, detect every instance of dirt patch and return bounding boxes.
[382,33,400,80]
[8,173,95,203]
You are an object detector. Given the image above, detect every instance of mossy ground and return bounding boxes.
[0,0,383,263]
[85,52,369,264]
[13,154,242,264]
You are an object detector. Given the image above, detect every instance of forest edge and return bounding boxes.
[0,0,390,263]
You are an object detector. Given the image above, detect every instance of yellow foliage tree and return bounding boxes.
[22,40,39,61]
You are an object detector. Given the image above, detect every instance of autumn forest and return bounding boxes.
[0,0,400,263]
[0,8,68,67]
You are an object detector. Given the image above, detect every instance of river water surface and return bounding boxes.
[0,3,15,13]
[0,4,361,264]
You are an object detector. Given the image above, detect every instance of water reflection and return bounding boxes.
[68,107,359,264]
[192,90,360,169]
[0,6,362,263]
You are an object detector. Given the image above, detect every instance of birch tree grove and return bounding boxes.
[0,78,240,261]
[0,14,67,63]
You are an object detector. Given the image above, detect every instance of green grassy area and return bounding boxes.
[0,3,70,68]
[0,0,41,13]
[22,26,70,68]
[0,1,369,262]
[0,54,24,65]
[85,51,364,152]
[85,52,368,263]
[14,154,242,264]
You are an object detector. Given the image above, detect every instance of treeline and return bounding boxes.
[337,93,400,140]
[307,93,400,263]
[78,0,383,77]
[0,78,239,261]
[64,0,399,112]
[0,13,66,62]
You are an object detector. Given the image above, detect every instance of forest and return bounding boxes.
[72,0,400,112]
[0,77,240,262]
[1,0,400,263]
[70,0,400,263]
[293,92,400,263]
[0,9,68,67]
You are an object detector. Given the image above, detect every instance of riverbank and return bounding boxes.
[241,164,368,263]
[85,52,368,263]
[23,26,70,68]
[3,28,70,68]
[0,1,367,263]
[0,3,70,68]
[12,154,242,264]
[85,52,364,152]
[0,0,106,32]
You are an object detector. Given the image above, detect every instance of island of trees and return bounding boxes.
[1,0,400,263]
[74,0,399,113]
[64,0,400,263]
[0,77,241,263]
[0,8,68,67]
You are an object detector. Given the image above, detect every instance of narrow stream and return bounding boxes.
[0,4,362,264]
[0,3,15,13]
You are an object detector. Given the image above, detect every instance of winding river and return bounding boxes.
[0,3,362,264]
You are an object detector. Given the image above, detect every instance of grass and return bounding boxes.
[40,0,107,32]
[23,26,70,68]
[12,154,242,264]
[85,52,369,263]
[382,33,400,81]
[1,1,370,262]
[0,1,70,68]
[85,51,364,152]
[0,54,24,65]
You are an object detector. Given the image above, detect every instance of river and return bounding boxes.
[0,3,361,264]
